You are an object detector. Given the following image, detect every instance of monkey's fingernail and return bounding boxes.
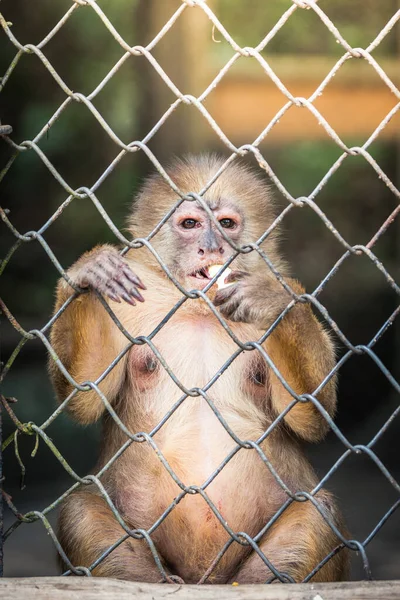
[124,270,146,290]
[121,292,136,306]
[107,293,121,303]
[130,288,145,302]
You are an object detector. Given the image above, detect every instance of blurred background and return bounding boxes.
[1,0,400,581]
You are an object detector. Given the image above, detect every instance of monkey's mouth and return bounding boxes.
[190,266,212,281]
[189,266,220,289]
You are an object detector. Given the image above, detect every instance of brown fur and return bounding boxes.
[50,155,349,583]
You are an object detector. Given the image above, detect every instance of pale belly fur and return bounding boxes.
[112,310,287,580]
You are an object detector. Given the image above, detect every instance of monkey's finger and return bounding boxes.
[106,251,129,270]
[108,277,142,306]
[99,251,146,291]
[110,270,142,298]
[105,291,122,303]
[216,299,241,323]
[213,285,238,306]
[84,267,109,290]
[120,274,146,299]
[120,292,137,306]
[103,280,124,302]
[107,253,146,289]
[112,273,145,302]
[122,268,146,290]
[95,261,127,285]
[106,277,137,305]
[127,286,145,303]
[88,264,116,286]
[225,270,249,284]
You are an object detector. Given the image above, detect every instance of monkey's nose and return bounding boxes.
[198,247,225,256]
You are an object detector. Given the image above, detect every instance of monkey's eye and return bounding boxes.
[219,218,236,229]
[181,219,198,229]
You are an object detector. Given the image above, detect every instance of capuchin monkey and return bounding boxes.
[49,155,349,584]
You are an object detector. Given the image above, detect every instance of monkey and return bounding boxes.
[49,154,349,584]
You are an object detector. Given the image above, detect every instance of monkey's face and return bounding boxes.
[130,156,280,288]
[168,199,243,289]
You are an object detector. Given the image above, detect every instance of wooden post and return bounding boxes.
[1,578,400,599]
[135,0,211,170]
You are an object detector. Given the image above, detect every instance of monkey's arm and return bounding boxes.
[265,281,336,442]
[215,276,336,442]
[49,246,145,424]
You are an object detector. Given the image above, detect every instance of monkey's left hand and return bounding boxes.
[214,271,291,329]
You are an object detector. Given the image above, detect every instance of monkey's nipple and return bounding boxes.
[208,264,234,290]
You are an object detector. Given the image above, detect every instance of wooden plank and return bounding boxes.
[1,578,400,600]
[205,55,400,142]
[207,81,400,142]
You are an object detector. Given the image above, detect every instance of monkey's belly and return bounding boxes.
[122,335,282,580]
[148,413,285,582]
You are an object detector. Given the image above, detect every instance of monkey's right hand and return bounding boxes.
[70,247,146,306]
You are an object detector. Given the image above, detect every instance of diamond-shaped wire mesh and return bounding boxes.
[1,0,400,584]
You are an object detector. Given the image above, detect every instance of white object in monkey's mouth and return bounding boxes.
[190,264,234,289]
[207,264,232,289]
[208,264,234,289]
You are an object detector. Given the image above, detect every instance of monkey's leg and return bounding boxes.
[232,491,349,584]
[58,490,167,581]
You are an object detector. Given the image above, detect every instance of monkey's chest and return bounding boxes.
[128,318,266,395]
[128,346,160,392]
[127,320,272,485]
[126,323,271,475]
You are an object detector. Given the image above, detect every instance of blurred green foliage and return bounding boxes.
[216,0,398,56]
[0,0,145,323]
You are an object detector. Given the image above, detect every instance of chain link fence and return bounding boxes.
[1,0,400,584]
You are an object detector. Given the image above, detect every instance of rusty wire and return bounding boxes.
[0,0,400,584]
